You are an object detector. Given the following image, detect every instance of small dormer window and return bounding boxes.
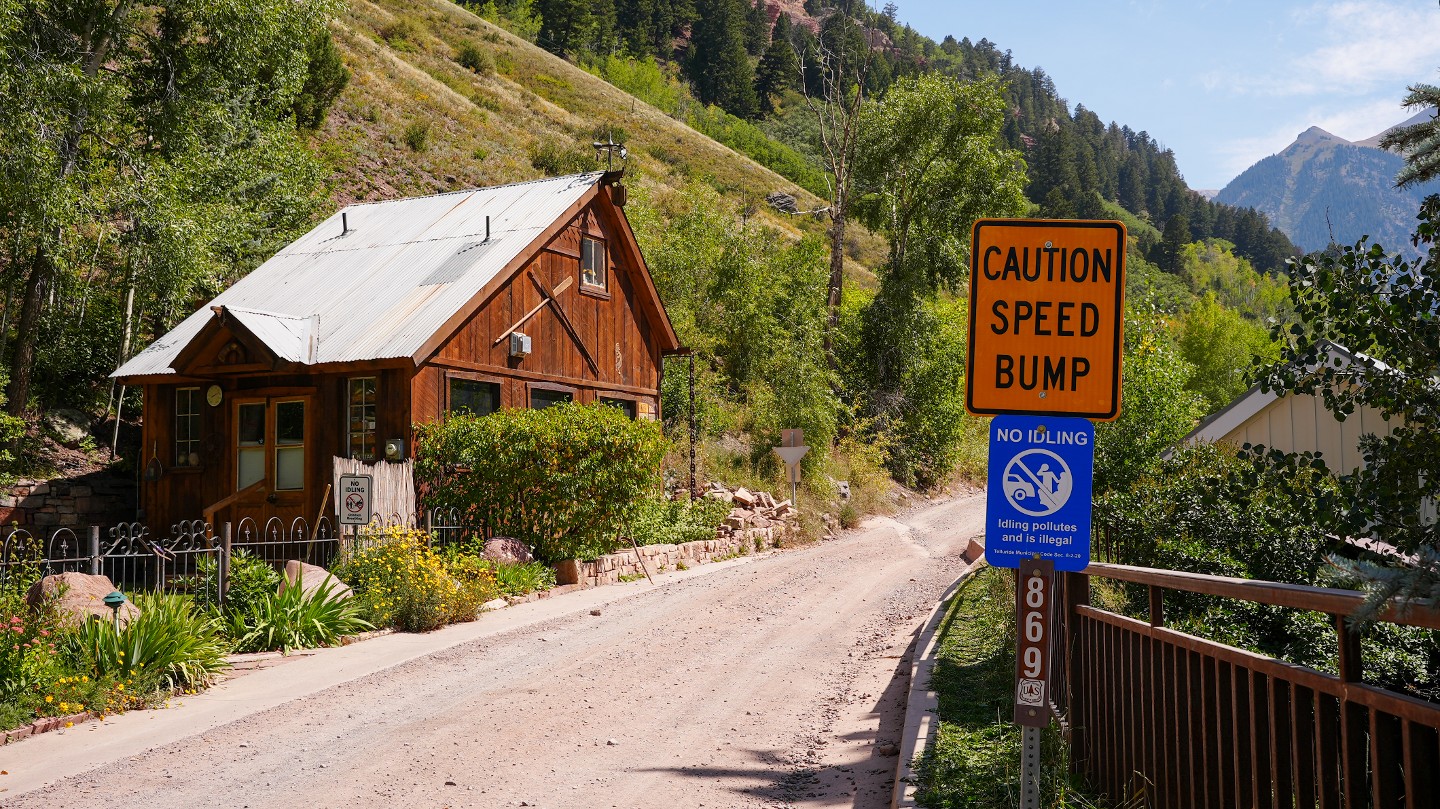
[581,236,606,290]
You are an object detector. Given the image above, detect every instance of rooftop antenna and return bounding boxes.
[592,131,628,172]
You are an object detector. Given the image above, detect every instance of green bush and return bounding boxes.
[382,15,424,50]
[627,495,730,546]
[333,527,492,632]
[528,139,599,176]
[62,593,229,693]
[293,31,350,129]
[414,403,669,562]
[223,578,372,653]
[184,548,280,613]
[456,40,494,74]
[403,120,431,152]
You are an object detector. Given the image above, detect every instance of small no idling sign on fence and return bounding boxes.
[338,474,373,527]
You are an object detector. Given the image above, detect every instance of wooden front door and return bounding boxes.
[231,396,312,527]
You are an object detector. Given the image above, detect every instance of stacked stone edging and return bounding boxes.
[579,531,785,588]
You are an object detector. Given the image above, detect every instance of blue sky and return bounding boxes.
[894,1,1440,190]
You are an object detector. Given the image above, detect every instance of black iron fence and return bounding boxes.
[1,508,481,605]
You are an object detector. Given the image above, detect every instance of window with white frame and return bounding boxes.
[175,387,200,467]
[580,236,606,290]
[348,377,378,460]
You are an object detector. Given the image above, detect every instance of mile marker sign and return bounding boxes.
[967,219,1126,421]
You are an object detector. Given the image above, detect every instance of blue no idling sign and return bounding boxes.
[985,415,1093,571]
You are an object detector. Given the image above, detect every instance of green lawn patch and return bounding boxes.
[915,566,1121,808]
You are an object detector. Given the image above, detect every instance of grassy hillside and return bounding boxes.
[316,0,886,275]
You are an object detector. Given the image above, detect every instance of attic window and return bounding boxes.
[580,236,606,290]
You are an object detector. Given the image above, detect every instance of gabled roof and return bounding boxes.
[114,172,674,379]
[1168,341,1380,456]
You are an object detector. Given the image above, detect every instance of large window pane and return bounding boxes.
[530,388,573,410]
[581,236,606,289]
[275,401,305,445]
[275,447,304,490]
[238,403,265,446]
[238,448,265,489]
[450,378,500,416]
[348,377,377,460]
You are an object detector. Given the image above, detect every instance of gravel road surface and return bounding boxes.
[1,492,984,809]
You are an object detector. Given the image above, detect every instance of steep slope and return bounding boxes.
[1216,123,1440,257]
[314,0,885,271]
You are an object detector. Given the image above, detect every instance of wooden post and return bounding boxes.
[219,522,232,609]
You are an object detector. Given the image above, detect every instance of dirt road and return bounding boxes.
[2,492,984,808]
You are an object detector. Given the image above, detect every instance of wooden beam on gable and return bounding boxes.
[409,182,603,367]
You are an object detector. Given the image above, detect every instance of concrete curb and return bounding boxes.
[892,558,986,809]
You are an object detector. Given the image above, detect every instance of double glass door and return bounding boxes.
[232,397,309,521]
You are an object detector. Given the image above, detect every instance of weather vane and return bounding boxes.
[592,132,628,172]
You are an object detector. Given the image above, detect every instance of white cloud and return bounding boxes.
[1211,1,1440,98]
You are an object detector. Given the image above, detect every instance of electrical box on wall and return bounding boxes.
[509,332,532,359]
[384,439,405,461]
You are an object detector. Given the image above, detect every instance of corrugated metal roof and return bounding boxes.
[114,173,604,378]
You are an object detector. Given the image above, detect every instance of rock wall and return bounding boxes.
[579,527,791,588]
[0,472,136,529]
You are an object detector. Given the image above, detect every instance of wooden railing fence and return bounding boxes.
[1053,563,1440,809]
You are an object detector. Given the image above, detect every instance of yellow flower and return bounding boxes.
[64,722,73,728]
[44,695,53,703]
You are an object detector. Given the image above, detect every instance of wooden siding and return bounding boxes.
[138,367,412,534]
[417,200,662,423]
[1219,391,1397,474]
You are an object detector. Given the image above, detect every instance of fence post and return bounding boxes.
[1063,570,1091,778]
[89,526,101,575]
[219,522,232,609]
[1335,613,1367,803]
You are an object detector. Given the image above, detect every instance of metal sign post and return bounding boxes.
[1015,558,1055,808]
[773,429,808,505]
[964,218,1125,807]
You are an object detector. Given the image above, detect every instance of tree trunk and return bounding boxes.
[7,247,50,417]
[825,208,845,363]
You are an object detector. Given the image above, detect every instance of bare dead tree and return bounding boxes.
[793,8,877,369]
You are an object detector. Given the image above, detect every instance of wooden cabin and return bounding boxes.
[113,172,680,535]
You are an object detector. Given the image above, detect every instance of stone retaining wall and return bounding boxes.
[0,472,136,529]
[579,524,793,588]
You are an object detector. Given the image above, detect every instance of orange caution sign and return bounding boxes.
[966,219,1126,421]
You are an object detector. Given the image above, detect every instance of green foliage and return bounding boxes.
[0,0,339,414]
[627,495,731,546]
[1178,239,1291,324]
[915,567,1099,807]
[222,578,372,654]
[488,559,556,597]
[62,593,229,694]
[528,138,600,175]
[631,184,838,468]
[846,73,1025,488]
[1260,196,1440,619]
[293,30,350,129]
[1093,313,1206,494]
[414,404,669,563]
[333,527,492,632]
[685,0,757,118]
[456,40,496,74]
[586,54,686,115]
[686,104,830,197]
[1378,83,1440,188]
[1176,292,1279,413]
[382,15,425,50]
[403,120,432,152]
[184,548,280,614]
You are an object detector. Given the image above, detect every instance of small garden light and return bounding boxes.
[103,590,128,630]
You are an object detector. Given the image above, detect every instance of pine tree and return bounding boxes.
[687,0,758,118]
[744,0,769,56]
[754,11,797,115]
[1380,84,1440,188]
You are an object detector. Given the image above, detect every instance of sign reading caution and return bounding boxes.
[966,219,1127,421]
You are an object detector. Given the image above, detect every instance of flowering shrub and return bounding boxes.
[333,527,495,632]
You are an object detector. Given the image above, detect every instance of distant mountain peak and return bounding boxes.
[1295,126,1348,147]
[1356,107,1437,149]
